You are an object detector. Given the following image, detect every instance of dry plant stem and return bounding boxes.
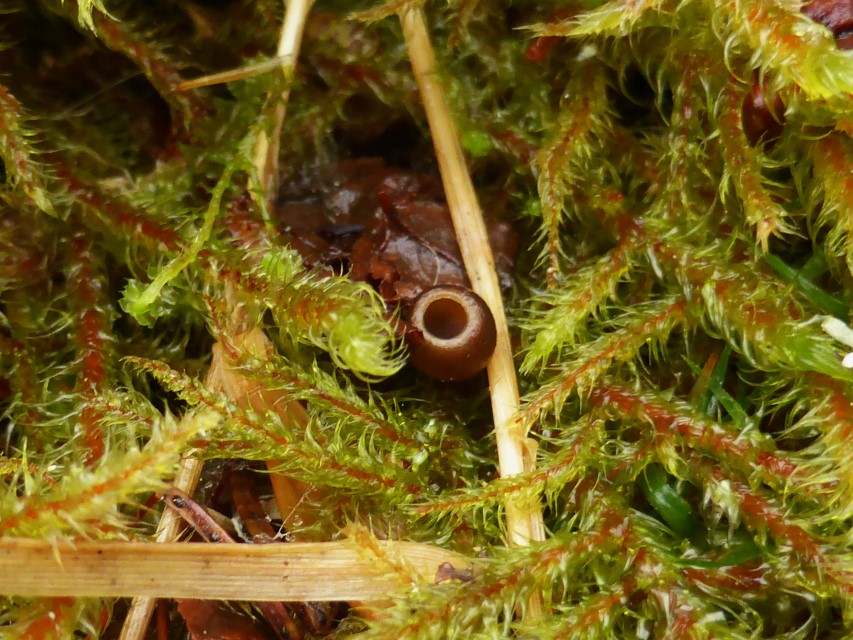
[0,538,470,601]
[176,55,297,91]
[120,325,312,638]
[118,445,204,640]
[399,7,545,549]
[119,339,246,640]
[253,0,314,207]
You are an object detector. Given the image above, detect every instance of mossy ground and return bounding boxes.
[2,0,853,637]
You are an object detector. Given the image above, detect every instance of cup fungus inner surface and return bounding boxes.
[422,296,469,341]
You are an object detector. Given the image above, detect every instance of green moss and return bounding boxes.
[2,0,853,637]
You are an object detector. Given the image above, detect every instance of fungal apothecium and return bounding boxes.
[277,158,513,378]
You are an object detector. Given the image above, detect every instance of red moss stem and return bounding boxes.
[589,383,801,486]
[52,159,181,251]
[67,230,115,463]
[522,299,687,430]
[59,1,211,124]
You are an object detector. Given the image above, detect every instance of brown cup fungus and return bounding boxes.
[406,285,497,381]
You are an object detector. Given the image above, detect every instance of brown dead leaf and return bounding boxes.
[277,158,518,303]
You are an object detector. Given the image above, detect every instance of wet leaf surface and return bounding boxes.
[276,158,518,304]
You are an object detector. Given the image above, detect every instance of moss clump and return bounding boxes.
[2,0,853,637]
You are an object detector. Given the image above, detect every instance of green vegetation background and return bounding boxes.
[2,0,853,637]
